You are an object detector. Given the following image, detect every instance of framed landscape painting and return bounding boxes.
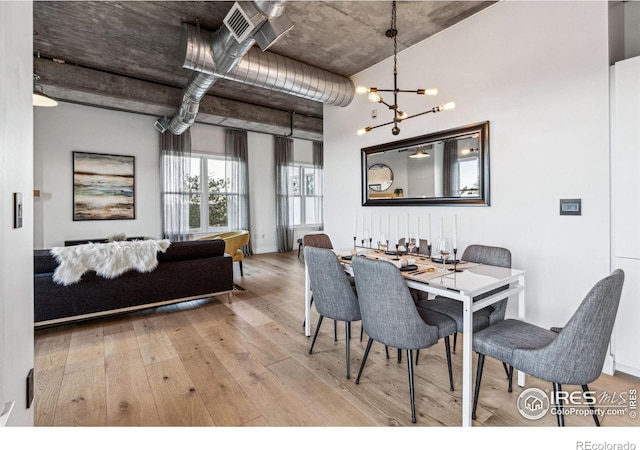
[73,151,135,220]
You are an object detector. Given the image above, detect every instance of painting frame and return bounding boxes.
[73,151,136,221]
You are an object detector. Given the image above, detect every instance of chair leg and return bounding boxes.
[415,349,419,365]
[334,320,338,341]
[345,321,351,379]
[239,261,243,277]
[444,336,454,392]
[308,315,324,354]
[355,338,374,384]
[407,349,416,423]
[582,384,600,426]
[472,353,485,420]
[453,332,457,353]
[398,348,402,363]
[385,346,389,359]
[507,365,514,393]
[553,383,564,427]
[360,325,363,342]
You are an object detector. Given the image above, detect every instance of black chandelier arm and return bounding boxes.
[403,108,440,121]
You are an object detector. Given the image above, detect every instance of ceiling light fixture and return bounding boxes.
[33,74,58,107]
[409,146,430,158]
[356,1,454,136]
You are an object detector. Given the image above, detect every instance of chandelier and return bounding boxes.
[356,1,454,136]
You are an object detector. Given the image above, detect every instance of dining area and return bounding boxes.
[301,232,626,427]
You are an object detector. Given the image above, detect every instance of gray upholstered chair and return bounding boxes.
[471,269,625,426]
[304,246,361,379]
[416,244,514,388]
[351,256,457,423]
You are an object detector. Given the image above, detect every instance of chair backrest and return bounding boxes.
[304,246,360,322]
[513,269,625,385]
[303,233,333,249]
[462,244,512,324]
[351,256,439,350]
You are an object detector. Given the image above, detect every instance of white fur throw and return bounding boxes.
[50,239,171,286]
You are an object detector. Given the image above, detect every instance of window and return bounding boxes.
[458,157,479,196]
[187,154,234,233]
[288,163,323,227]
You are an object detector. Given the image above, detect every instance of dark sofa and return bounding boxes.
[34,239,234,327]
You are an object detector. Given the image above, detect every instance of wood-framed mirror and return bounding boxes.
[361,121,490,206]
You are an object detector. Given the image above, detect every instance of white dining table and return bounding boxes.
[303,248,526,427]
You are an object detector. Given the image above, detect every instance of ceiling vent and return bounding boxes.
[224,2,263,43]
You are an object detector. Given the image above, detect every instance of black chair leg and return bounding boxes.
[309,315,324,354]
[444,336,454,391]
[398,348,402,363]
[360,325,363,342]
[334,320,338,341]
[507,365,514,393]
[472,353,485,420]
[355,338,374,384]
[415,349,419,365]
[385,346,389,359]
[582,384,600,426]
[553,383,564,427]
[345,321,351,379]
[239,261,243,277]
[407,349,416,423]
[453,332,457,353]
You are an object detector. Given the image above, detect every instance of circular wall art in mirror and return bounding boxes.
[368,163,394,191]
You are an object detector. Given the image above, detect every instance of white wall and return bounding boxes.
[34,102,162,248]
[324,1,611,329]
[0,1,34,426]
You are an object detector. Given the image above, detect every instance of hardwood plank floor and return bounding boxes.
[34,251,640,434]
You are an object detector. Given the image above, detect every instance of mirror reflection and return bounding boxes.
[368,163,394,192]
[362,122,490,206]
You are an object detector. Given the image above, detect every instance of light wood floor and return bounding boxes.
[34,251,640,428]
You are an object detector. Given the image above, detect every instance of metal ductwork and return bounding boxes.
[158,0,354,135]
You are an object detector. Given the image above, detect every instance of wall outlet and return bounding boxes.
[26,368,34,408]
[371,109,377,119]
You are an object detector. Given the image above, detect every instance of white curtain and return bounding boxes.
[275,136,293,252]
[225,129,252,255]
[160,130,191,241]
[312,141,324,231]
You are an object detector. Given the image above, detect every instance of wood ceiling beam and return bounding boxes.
[34,58,323,141]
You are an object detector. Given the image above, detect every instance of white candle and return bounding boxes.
[354,213,357,237]
[361,213,365,239]
[440,216,444,242]
[453,215,458,249]
[396,216,399,244]
[416,216,420,241]
[369,213,373,239]
[427,213,431,245]
[379,214,382,237]
[387,212,390,235]
[406,213,409,240]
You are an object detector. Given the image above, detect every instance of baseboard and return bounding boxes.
[253,245,279,254]
[614,361,640,378]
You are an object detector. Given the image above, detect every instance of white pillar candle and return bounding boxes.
[396,216,399,244]
[427,213,431,245]
[440,216,444,242]
[453,215,458,249]
[361,213,365,239]
[379,214,382,237]
[416,216,420,242]
[387,212,390,236]
[369,213,373,239]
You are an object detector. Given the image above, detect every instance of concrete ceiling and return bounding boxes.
[33,1,495,140]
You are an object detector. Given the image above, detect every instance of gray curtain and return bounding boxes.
[225,129,252,255]
[275,136,293,252]
[160,129,192,241]
[312,141,324,231]
[443,139,459,197]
